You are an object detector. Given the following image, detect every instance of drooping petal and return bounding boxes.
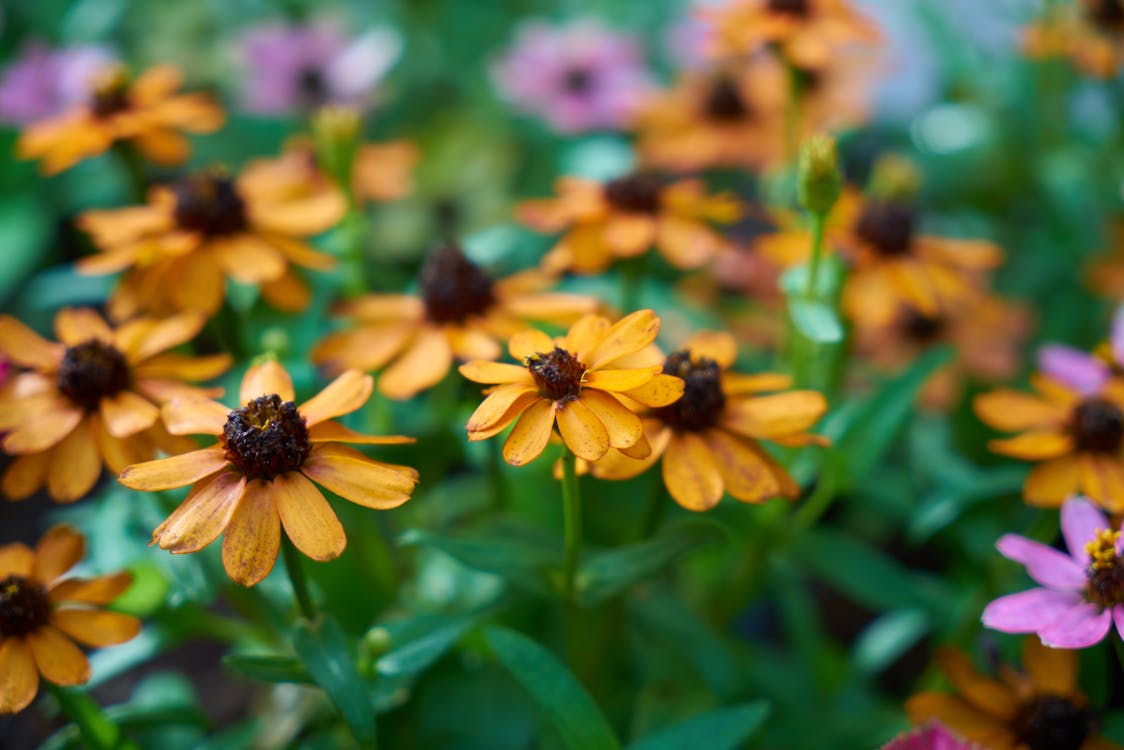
[720,391,827,440]
[161,397,230,436]
[222,480,282,587]
[973,389,1068,431]
[556,397,610,461]
[465,384,538,433]
[133,353,233,382]
[49,572,133,605]
[1024,456,1080,508]
[118,445,229,491]
[152,471,247,554]
[240,361,294,403]
[299,370,373,426]
[307,421,415,445]
[981,588,1082,633]
[1061,496,1111,565]
[1038,602,1114,649]
[581,367,661,392]
[662,432,724,511]
[0,638,39,714]
[272,472,346,562]
[99,391,160,438]
[578,390,643,450]
[212,235,287,284]
[378,328,453,400]
[994,534,1086,589]
[585,309,661,370]
[502,399,556,466]
[986,432,1073,460]
[26,626,90,686]
[51,610,141,647]
[32,526,85,585]
[934,648,1018,719]
[704,429,796,503]
[2,405,83,454]
[301,444,417,510]
[46,421,101,503]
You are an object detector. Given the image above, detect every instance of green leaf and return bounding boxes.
[852,609,931,674]
[485,627,621,750]
[42,702,209,750]
[627,702,770,750]
[375,611,478,677]
[788,298,844,343]
[577,520,725,606]
[0,194,50,306]
[292,617,376,746]
[223,653,313,685]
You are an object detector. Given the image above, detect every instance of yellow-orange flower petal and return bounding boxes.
[0,639,38,714]
[26,626,90,686]
[51,610,142,648]
[118,445,228,491]
[299,370,373,426]
[662,432,724,511]
[301,444,417,510]
[556,398,611,461]
[240,361,295,403]
[153,471,247,554]
[502,399,556,467]
[272,471,346,562]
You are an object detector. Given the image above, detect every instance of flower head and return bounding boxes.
[518,174,741,274]
[459,310,684,466]
[491,19,654,133]
[17,64,223,175]
[118,361,417,586]
[77,155,347,319]
[0,309,229,503]
[589,331,826,510]
[0,41,116,126]
[907,638,1117,750]
[982,496,1124,649]
[314,243,598,399]
[0,525,140,713]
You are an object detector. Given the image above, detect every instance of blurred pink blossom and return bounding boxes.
[1037,305,1124,394]
[881,722,981,750]
[491,19,653,134]
[0,41,116,125]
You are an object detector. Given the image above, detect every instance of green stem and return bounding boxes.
[784,63,803,170]
[488,440,508,511]
[47,684,139,750]
[342,209,368,298]
[791,462,837,531]
[281,536,317,621]
[805,211,827,297]
[111,143,147,203]
[637,477,668,541]
[620,254,647,312]
[560,450,583,601]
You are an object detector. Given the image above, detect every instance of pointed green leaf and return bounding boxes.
[223,653,313,685]
[627,702,771,750]
[375,612,478,677]
[292,617,376,746]
[853,609,931,674]
[788,298,844,343]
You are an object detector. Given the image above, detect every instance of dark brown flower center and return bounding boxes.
[1011,695,1091,750]
[298,67,328,105]
[419,243,496,324]
[604,174,664,214]
[902,310,945,345]
[768,0,811,17]
[793,66,823,93]
[56,339,131,411]
[652,350,726,431]
[222,394,311,480]
[1085,529,1124,608]
[1089,0,1124,30]
[172,174,249,237]
[703,76,750,122]
[1070,397,1124,453]
[527,347,585,402]
[0,576,50,638]
[563,68,594,94]
[90,68,130,119]
[855,201,917,256]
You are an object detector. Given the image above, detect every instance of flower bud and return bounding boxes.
[312,105,361,191]
[797,134,842,215]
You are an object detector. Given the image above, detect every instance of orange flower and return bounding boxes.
[77,156,347,320]
[855,295,1031,411]
[1024,0,1124,78]
[0,525,140,714]
[699,0,879,68]
[589,331,826,510]
[17,64,223,175]
[312,243,599,399]
[756,188,1004,328]
[0,309,229,503]
[118,361,417,586]
[974,374,1124,511]
[459,309,685,466]
[277,135,418,205]
[518,174,741,274]
[907,639,1121,750]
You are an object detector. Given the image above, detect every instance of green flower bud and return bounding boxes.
[797,135,842,215]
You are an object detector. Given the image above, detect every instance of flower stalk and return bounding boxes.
[282,535,318,621]
[560,448,583,601]
[48,684,140,750]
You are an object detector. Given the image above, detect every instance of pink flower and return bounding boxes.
[982,496,1124,649]
[0,41,116,125]
[1036,304,1124,395]
[239,19,401,115]
[881,722,981,750]
[491,19,654,134]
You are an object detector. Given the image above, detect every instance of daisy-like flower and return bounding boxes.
[974,375,1124,511]
[0,309,228,503]
[239,20,401,115]
[17,64,223,175]
[881,723,982,750]
[518,173,741,275]
[77,156,347,320]
[118,361,417,586]
[589,331,826,510]
[0,525,141,714]
[491,19,654,134]
[699,0,879,68]
[982,496,1124,649]
[459,309,685,466]
[313,243,598,400]
[0,41,116,126]
[756,188,1004,328]
[907,638,1120,750]
[1024,0,1124,78]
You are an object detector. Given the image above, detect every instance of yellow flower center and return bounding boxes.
[604,174,664,215]
[653,350,726,431]
[703,76,751,122]
[527,347,586,402]
[172,174,249,237]
[90,65,130,119]
[0,575,50,638]
[1085,528,1124,608]
[1070,397,1124,454]
[57,339,131,411]
[419,243,496,324]
[855,200,916,257]
[1011,695,1090,750]
[222,394,311,480]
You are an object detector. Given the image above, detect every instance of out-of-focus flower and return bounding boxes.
[1024,0,1124,78]
[881,722,982,750]
[699,0,879,69]
[0,525,141,714]
[491,19,654,133]
[459,310,684,466]
[78,157,347,319]
[590,331,825,510]
[17,64,223,175]
[0,41,116,126]
[239,20,401,114]
[982,496,1124,649]
[0,309,228,503]
[280,133,418,206]
[855,295,1031,411]
[518,173,741,274]
[119,361,417,586]
[313,243,598,400]
[757,188,1004,328]
[907,638,1119,750]
[974,374,1124,511]
[1037,306,1124,395]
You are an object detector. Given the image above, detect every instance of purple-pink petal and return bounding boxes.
[881,722,982,750]
[1060,496,1112,566]
[1036,345,1110,395]
[1115,604,1124,642]
[995,534,1086,589]
[981,587,1082,633]
[1038,602,1113,649]
[1112,305,1124,367]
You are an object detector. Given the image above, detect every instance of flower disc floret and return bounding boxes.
[222,394,311,480]
[1070,397,1124,453]
[1011,695,1091,750]
[652,350,726,431]
[703,76,751,122]
[855,200,916,256]
[172,174,249,237]
[56,339,131,411]
[604,174,664,214]
[527,347,586,402]
[0,576,50,638]
[419,243,496,324]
